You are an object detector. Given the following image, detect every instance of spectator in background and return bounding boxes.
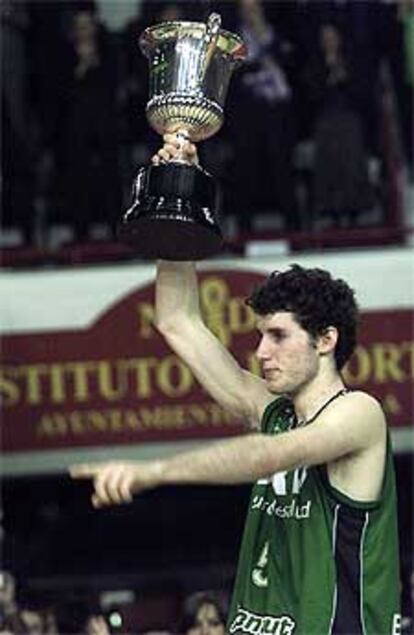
[303,22,374,228]
[49,1,121,243]
[0,571,26,634]
[19,606,55,635]
[84,614,111,635]
[54,601,110,635]
[376,0,414,170]
[178,591,227,635]
[223,0,300,234]
[1,0,36,245]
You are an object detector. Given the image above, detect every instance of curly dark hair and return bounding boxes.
[246,264,359,370]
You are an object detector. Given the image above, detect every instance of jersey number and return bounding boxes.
[252,541,269,588]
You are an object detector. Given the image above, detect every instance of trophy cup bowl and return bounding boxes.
[118,13,246,260]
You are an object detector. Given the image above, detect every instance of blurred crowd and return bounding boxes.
[0,571,230,635]
[1,567,414,635]
[1,0,412,249]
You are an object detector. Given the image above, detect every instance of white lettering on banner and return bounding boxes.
[229,607,296,634]
[392,613,402,635]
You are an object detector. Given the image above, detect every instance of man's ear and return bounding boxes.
[317,326,339,356]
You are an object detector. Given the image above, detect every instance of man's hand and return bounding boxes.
[151,131,199,166]
[69,460,164,508]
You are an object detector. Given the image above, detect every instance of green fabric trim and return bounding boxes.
[261,395,284,422]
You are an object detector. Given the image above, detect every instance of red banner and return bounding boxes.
[1,270,412,453]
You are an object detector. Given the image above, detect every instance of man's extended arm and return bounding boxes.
[70,392,385,507]
[155,260,273,425]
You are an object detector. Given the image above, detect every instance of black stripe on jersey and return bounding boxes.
[331,506,369,635]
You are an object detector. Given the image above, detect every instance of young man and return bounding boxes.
[71,138,401,635]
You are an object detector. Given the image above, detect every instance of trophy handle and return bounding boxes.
[197,13,221,86]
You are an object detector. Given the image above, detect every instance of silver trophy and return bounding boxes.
[118,13,246,260]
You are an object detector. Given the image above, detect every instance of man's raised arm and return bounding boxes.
[155,260,272,426]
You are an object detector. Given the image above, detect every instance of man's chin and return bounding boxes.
[266,381,286,395]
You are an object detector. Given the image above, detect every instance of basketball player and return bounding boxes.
[71,137,401,634]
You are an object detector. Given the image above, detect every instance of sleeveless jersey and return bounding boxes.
[227,397,401,635]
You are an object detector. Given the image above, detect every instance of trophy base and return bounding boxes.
[119,217,222,260]
[118,163,222,261]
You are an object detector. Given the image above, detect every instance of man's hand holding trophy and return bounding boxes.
[118,13,246,260]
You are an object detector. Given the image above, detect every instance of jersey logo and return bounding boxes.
[253,467,311,520]
[257,466,308,496]
[272,467,308,496]
[229,606,296,634]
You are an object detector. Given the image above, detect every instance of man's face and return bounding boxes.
[255,312,320,395]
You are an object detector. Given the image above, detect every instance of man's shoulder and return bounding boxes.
[341,390,385,418]
[326,390,387,443]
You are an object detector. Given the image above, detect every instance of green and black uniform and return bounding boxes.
[228,394,401,635]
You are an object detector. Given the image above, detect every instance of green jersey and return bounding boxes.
[228,396,401,635]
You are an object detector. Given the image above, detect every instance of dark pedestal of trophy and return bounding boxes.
[118,13,246,260]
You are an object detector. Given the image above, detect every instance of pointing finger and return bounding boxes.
[119,475,134,503]
[69,464,100,479]
[94,473,114,507]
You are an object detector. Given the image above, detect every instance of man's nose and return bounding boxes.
[256,336,270,360]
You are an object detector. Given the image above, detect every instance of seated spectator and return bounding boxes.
[178,591,227,635]
[54,601,110,635]
[19,608,47,635]
[84,614,111,635]
[0,571,26,634]
[1,0,36,246]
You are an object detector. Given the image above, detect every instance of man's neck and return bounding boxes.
[292,369,345,423]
